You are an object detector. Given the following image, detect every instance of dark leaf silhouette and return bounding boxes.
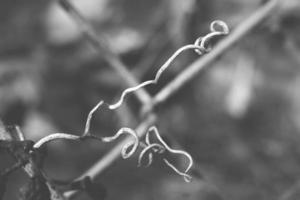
[20,176,51,200]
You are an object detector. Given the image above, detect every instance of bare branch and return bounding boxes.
[144,0,279,113]
[65,0,280,192]
[64,114,156,199]
[76,114,156,181]
[109,20,228,110]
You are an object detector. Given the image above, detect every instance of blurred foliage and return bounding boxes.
[1,0,300,200]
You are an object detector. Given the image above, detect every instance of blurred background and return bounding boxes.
[1,0,300,199]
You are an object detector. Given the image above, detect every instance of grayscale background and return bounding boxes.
[1,0,300,200]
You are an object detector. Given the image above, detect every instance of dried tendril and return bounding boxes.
[101,127,139,159]
[108,20,229,110]
[33,101,105,149]
[138,126,194,182]
[31,19,229,182]
[138,143,165,167]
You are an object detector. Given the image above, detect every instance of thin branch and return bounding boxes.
[62,1,279,198]
[58,0,152,106]
[64,114,156,199]
[76,114,155,181]
[108,44,203,109]
[65,1,279,195]
[143,0,280,113]
[109,19,229,110]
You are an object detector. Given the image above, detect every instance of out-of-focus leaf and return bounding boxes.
[225,55,255,118]
[166,0,196,45]
[266,0,300,36]
[23,111,56,141]
[0,121,11,141]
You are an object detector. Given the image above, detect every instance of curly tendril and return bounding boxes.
[32,20,229,182]
[83,100,104,137]
[163,159,192,182]
[108,20,229,110]
[138,126,194,182]
[33,133,80,149]
[138,143,165,167]
[33,101,105,149]
[194,20,229,54]
[101,127,139,159]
